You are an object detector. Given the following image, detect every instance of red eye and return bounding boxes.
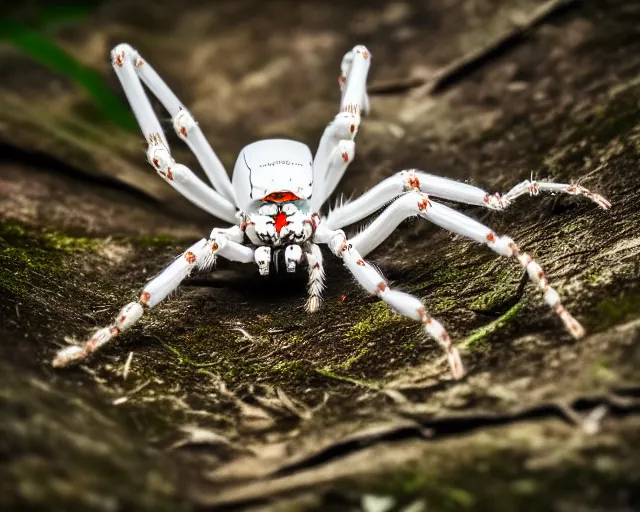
[263,191,301,203]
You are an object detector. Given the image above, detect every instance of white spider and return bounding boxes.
[52,43,611,379]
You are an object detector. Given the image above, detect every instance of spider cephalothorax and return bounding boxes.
[52,43,610,380]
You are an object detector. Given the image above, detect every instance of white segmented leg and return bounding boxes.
[53,238,209,368]
[148,139,237,221]
[315,226,464,379]
[311,45,371,211]
[111,44,237,220]
[325,170,610,230]
[311,112,360,212]
[255,246,271,276]
[304,243,325,313]
[322,140,356,205]
[495,180,611,210]
[350,191,585,339]
[53,232,256,368]
[339,45,371,115]
[205,226,255,270]
[170,98,236,203]
[285,244,303,273]
[210,236,255,264]
[199,226,253,271]
[114,43,235,201]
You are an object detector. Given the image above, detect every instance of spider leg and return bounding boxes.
[111,44,237,221]
[311,45,371,211]
[325,170,610,230]
[303,242,325,313]
[348,191,585,339]
[315,226,464,379]
[52,231,253,368]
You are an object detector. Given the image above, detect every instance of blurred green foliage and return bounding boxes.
[0,3,137,130]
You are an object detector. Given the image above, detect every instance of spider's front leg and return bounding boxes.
[52,228,253,368]
[315,225,464,379]
[110,44,238,222]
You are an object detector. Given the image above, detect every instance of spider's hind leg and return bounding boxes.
[315,226,464,379]
[349,192,585,339]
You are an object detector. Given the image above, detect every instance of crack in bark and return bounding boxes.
[368,0,580,96]
[0,141,159,204]
[269,387,640,480]
[196,388,640,510]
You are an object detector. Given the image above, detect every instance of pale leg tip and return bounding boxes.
[569,321,586,339]
[448,349,465,380]
[305,297,322,313]
[52,345,85,368]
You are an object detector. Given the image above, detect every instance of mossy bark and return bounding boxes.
[1,1,640,511]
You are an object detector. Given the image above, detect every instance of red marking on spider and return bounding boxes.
[263,191,300,203]
[119,315,126,323]
[486,232,496,243]
[362,50,370,60]
[211,241,219,251]
[341,152,349,163]
[110,327,120,336]
[179,126,187,137]
[338,75,346,86]
[135,59,144,68]
[350,124,355,133]
[115,53,124,67]
[377,282,387,292]
[152,158,159,168]
[185,251,196,264]
[140,291,151,306]
[166,168,173,181]
[417,197,430,211]
[356,259,366,267]
[274,211,288,233]
[313,263,320,270]
[340,295,347,302]
[407,174,420,189]
[537,270,545,280]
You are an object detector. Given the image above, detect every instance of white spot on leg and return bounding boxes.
[543,288,560,307]
[115,302,143,331]
[173,109,197,139]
